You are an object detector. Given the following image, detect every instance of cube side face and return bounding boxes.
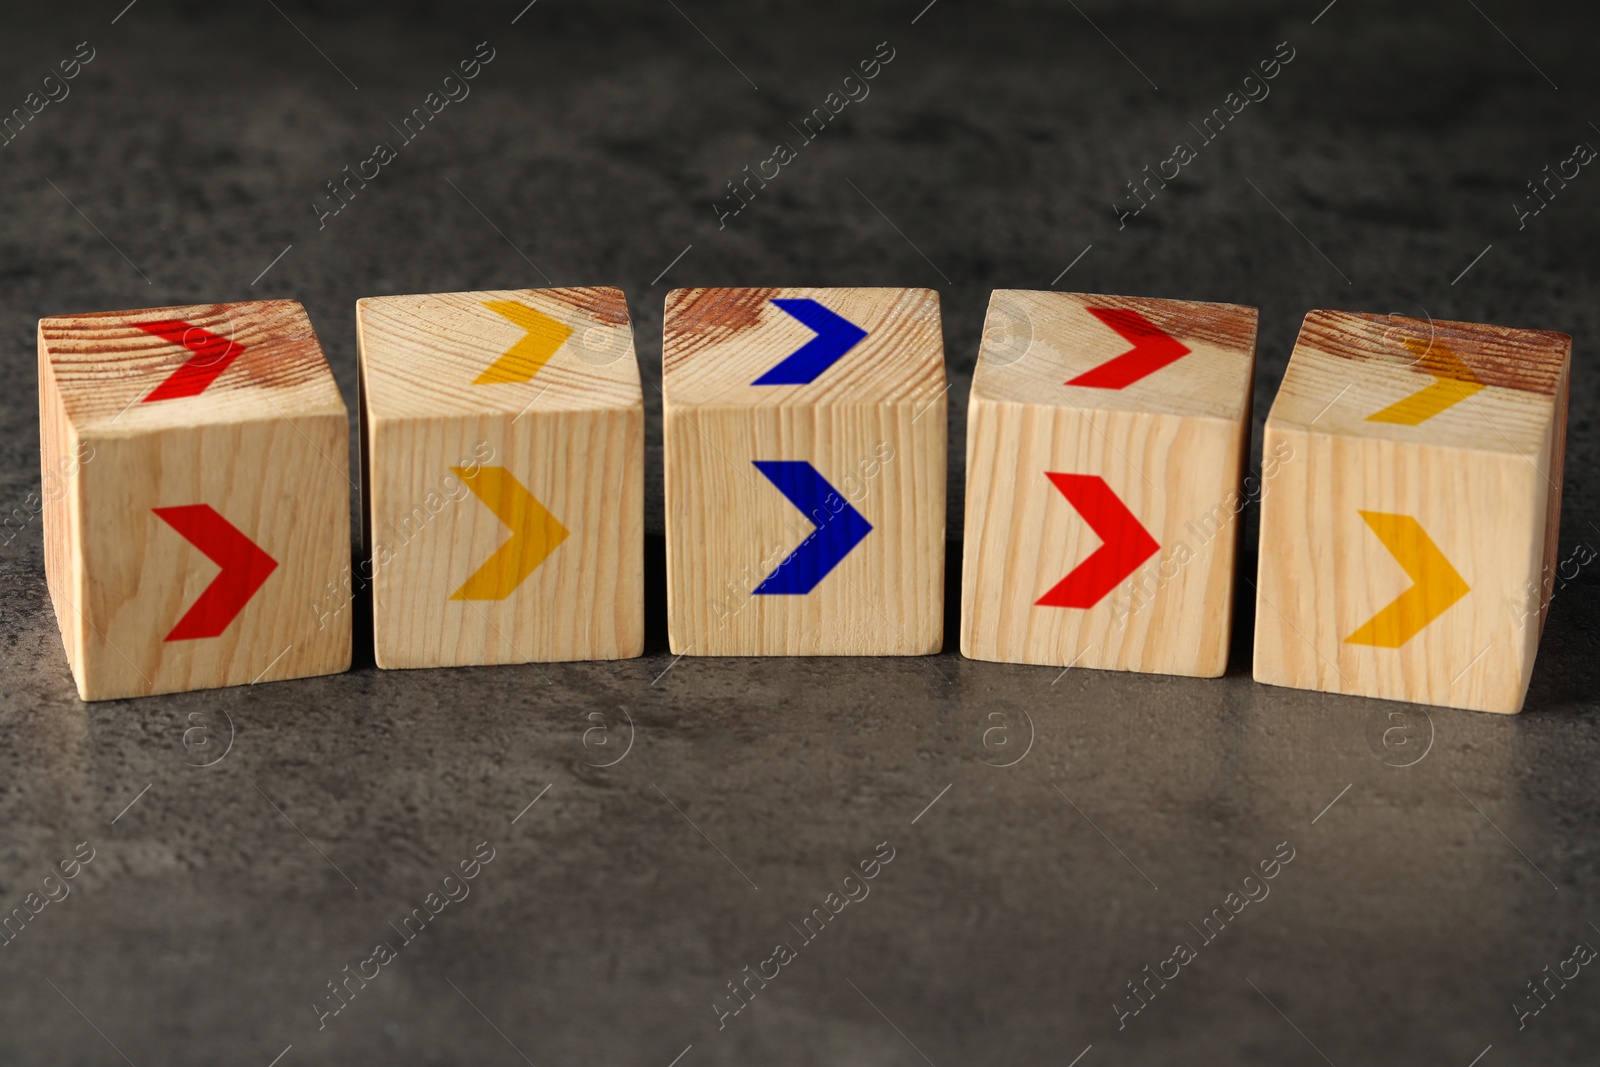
[961,398,1244,676]
[1534,361,1573,639]
[369,408,644,668]
[665,400,945,656]
[1254,427,1544,714]
[37,334,88,678]
[72,416,352,701]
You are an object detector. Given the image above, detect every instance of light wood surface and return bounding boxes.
[38,300,351,700]
[1253,310,1571,714]
[663,287,946,656]
[960,289,1258,676]
[357,288,643,668]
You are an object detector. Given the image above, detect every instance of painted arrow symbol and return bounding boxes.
[450,466,569,600]
[1066,308,1191,390]
[750,298,869,386]
[473,301,575,385]
[751,461,873,595]
[138,320,246,402]
[1035,473,1159,609]
[1344,511,1469,648]
[1365,338,1484,425]
[153,504,278,641]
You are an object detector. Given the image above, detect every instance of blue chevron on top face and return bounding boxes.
[750,298,870,386]
[751,460,873,595]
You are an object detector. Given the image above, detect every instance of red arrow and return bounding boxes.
[138,320,245,402]
[1036,473,1159,609]
[153,504,278,641]
[1065,308,1190,389]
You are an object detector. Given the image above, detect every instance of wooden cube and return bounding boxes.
[960,290,1258,677]
[37,300,351,701]
[1254,311,1571,714]
[663,287,946,656]
[357,287,643,668]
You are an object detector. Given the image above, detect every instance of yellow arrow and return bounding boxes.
[449,466,569,600]
[1365,338,1484,425]
[473,301,574,385]
[1344,511,1469,648]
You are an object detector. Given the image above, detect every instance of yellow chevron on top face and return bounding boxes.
[1365,338,1485,425]
[1344,510,1469,648]
[473,301,574,385]
[449,465,569,601]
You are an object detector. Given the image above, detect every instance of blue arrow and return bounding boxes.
[751,461,873,595]
[750,298,869,386]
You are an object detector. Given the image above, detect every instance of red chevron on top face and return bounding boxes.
[1065,307,1191,390]
[138,319,246,402]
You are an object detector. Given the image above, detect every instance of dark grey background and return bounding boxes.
[2,0,1597,1064]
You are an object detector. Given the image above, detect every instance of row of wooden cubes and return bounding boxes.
[36,288,1570,714]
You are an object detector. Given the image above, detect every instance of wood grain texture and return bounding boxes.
[357,288,643,668]
[969,290,1257,420]
[37,301,351,701]
[1253,310,1572,714]
[663,287,946,656]
[663,287,946,408]
[40,300,339,430]
[960,290,1258,676]
[1268,310,1568,453]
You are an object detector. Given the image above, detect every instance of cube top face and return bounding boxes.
[357,287,640,419]
[1268,310,1570,454]
[38,300,343,434]
[662,287,944,409]
[971,290,1258,422]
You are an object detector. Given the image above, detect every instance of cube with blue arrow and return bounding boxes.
[662,287,947,656]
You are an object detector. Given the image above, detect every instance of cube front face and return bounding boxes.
[357,288,643,668]
[663,287,946,656]
[960,290,1258,677]
[38,301,352,700]
[74,418,352,699]
[1253,310,1571,714]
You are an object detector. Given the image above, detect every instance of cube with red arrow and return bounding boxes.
[960,289,1258,677]
[1254,310,1572,714]
[37,300,352,700]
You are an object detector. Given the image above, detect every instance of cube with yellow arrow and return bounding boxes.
[357,288,644,668]
[1253,310,1572,713]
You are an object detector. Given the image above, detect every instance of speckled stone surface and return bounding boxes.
[1,1,1597,1063]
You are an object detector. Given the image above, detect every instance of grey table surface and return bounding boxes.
[2,1,1598,1064]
